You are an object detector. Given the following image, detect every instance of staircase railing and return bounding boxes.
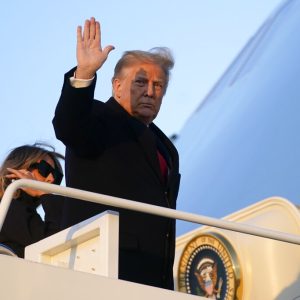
[1,179,300,245]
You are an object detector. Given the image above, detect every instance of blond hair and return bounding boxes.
[0,142,64,198]
[112,47,174,92]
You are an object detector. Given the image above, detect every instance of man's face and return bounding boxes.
[113,63,167,125]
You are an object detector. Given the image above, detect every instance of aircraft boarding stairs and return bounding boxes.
[1,179,300,300]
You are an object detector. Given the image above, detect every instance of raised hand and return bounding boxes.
[76,17,115,79]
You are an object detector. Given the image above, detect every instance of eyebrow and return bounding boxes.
[135,75,165,83]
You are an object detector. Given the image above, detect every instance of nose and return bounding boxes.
[45,173,55,184]
[146,83,154,97]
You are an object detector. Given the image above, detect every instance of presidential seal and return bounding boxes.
[177,233,242,299]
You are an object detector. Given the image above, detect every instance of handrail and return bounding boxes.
[1,179,300,245]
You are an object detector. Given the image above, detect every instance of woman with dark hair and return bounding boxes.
[0,142,64,257]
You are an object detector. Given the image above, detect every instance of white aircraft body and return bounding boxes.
[175,0,300,235]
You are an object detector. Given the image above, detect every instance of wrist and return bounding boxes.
[75,66,95,80]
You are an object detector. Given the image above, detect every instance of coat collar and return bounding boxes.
[106,97,165,183]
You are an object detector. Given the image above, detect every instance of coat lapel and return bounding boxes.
[106,98,162,182]
[127,117,163,182]
[150,123,180,194]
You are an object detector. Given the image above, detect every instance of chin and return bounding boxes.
[134,111,157,124]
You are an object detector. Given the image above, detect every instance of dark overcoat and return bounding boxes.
[53,69,180,289]
[0,192,63,257]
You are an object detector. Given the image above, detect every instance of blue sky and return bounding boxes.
[0,0,283,165]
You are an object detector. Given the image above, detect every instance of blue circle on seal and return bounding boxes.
[186,246,227,298]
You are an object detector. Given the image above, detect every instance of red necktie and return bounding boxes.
[157,150,168,182]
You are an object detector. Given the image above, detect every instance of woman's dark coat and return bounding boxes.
[0,191,63,257]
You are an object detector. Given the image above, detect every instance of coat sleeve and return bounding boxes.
[40,194,64,236]
[1,194,63,247]
[52,68,107,156]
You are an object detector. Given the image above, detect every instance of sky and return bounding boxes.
[1,0,283,168]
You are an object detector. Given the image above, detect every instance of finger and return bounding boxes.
[6,167,19,175]
[103,45,115,57]
[77,25,83,46]
[7,168,31,178]
[19,169,30,175]
[5,174,17,179]
[96,21,101,50]
[83,19,90,43]
[23,170,34,180]
[89,17,96,41]
[6,168,22,179]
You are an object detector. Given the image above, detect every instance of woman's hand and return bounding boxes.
[6,168,47,197]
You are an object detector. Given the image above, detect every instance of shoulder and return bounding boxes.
[92,97,130,121]
[150,123,179,157]
[150,123,173,144]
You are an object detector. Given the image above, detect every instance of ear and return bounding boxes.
[112,78,122,99]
